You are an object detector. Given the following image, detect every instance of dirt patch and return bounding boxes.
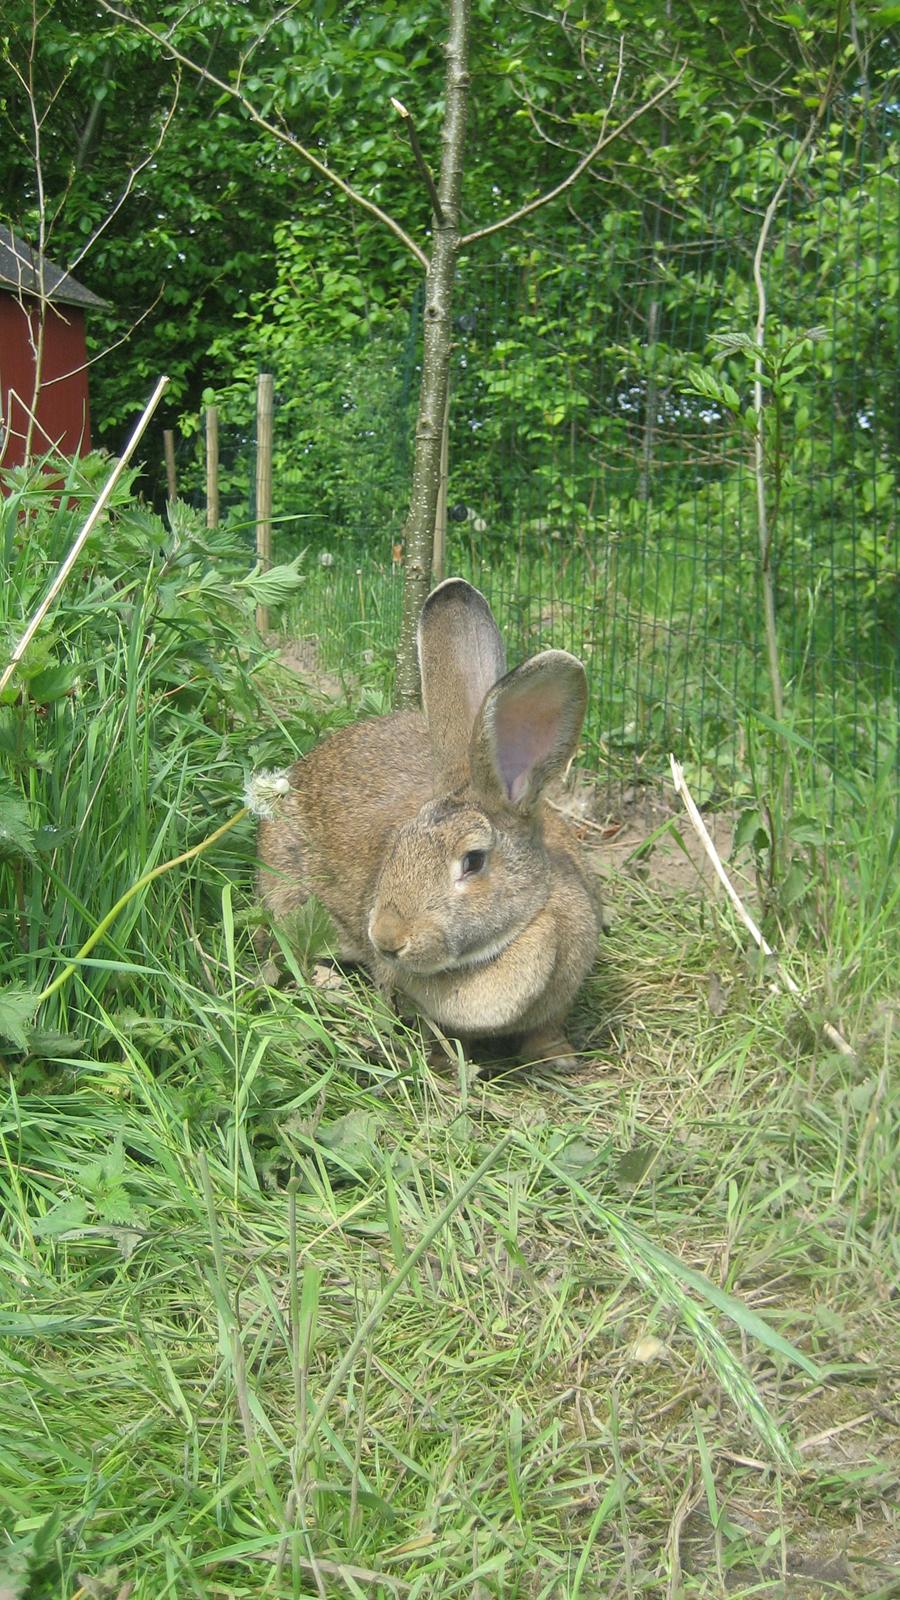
[679,1505,899,1597]
[263,633,353,703]
[559,773,756,902]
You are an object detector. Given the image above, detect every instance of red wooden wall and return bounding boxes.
[0,292,93,470]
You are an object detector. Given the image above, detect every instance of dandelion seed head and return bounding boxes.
[244,768,291,819]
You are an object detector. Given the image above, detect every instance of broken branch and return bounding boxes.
[392,96,445,223]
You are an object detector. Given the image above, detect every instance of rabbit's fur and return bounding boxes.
[257,579,600,1067]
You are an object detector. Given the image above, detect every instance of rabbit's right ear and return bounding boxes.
[417,579,506,788]
[470,650,588,813]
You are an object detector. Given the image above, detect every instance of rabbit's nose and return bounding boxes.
[369,909,410,960]
[375,939,405,961]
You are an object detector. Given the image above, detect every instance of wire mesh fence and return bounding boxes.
[175,107,898,802]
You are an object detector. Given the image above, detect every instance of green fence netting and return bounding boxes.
[179,107,898,801]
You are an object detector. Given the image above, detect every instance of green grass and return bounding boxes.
[1,466,898,1597]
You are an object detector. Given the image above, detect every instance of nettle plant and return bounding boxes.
[0,460,308,1058]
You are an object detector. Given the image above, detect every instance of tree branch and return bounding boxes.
[65,68,182,280]
[38,287,166,388]
[391,97,445,223]
[74,57,114,172]
[7,11,49,458]
[460,62,685,248]
[95,0,430,270]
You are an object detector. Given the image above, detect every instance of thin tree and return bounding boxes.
[97,0,683,700]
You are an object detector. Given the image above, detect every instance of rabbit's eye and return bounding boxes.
[461,849,487,877]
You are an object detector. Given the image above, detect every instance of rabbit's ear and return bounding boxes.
[470,651,588,811]
[418,579,506,786]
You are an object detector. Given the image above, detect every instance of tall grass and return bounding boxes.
[1,463,897,1597]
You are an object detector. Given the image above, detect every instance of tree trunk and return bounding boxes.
[394,0,470,708]
[432,383,451,584]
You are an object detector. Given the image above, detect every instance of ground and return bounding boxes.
[5,633,896,1599]
[269,708,899,1596]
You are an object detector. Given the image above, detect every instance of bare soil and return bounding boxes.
[264,632,352,703]
[561,771,756,904]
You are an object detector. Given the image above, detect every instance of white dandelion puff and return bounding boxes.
[244,768,291,819]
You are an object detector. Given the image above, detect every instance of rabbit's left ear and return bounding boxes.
[470,651,588,811]
[417,578,506,789]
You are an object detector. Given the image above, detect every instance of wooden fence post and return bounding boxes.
[163,429,177,501]
[205,405,219,529]
[255,373,274,635]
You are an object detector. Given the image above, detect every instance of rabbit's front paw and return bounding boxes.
[519,1026,581,1072]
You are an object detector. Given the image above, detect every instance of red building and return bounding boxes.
[0,226,108,472]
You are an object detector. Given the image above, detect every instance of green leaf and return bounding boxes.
[787,814,827,846]
[167,496,206,539]
[0,986,40,1051]
[238,555,306,607]
[105,1133,126,1184]
[552,1134,608,1176]
[733,808,769,853]
[19,1028,84,1059]
[616,1143,658,1187]
[280,895,337,964]
[31,1197,90,1236]
[0,1511,62,1598]
[98,1188,139,1225]
[779,860,808,907]
[0,788,38,863]
[27,663,81,705]
[312,1111,381,1179]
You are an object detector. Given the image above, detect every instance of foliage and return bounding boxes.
[2,0,897,713]
[179,288,415,550]
[0,10,897,1589]
[1,462,898,1598]
[3,0,894,460]
[180,109,897,756]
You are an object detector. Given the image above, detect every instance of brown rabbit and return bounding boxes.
[257,579,600,1067]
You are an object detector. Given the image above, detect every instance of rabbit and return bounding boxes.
[257,577,600,1068]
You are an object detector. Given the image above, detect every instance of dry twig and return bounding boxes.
[669,755,854,1058]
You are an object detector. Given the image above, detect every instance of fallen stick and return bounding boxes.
[669,755,854,1058]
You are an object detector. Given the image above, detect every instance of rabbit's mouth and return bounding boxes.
[374,927,517,977]
[442,929,519,971]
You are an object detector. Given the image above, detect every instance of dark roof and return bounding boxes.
[0,225,109,309]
